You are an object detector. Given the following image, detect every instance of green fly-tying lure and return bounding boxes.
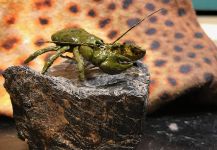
[24,9,162,80]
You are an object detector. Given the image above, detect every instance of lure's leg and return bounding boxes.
[42,46,70,74]
[24,46,60,64]
[73,46,85,81]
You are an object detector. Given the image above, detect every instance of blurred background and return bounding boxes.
[0,0,217,150]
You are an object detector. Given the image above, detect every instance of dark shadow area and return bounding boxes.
[148,92,217,118]
[0,116,28,150]
[148,75,217,117]
[196,10,217,16]
[139,82,217,150]
[0,116,14,125]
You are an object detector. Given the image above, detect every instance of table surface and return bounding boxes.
[0,117,28,150]
[1,105,217,150]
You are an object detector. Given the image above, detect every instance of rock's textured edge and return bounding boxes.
[3,62,149,150]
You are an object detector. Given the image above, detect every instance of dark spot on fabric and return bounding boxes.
[163,33,167,37]
[127,18,139,27]
[174,45,183,52]
[88,9,96,17]
[165,20,174,26]
[203,57,212,65]
[93,0,103,2]
[194,32,203,38]
[6,17,15,24]
[184,42,188,46]
[167,77,177,86]
[35,38,44,46]
[194,44,204,49]
[175,32,184,39]
[195,62,201,68]
[137,9,143,14]
[107,30,118,39]
[154,59,167,67]
[39,17,49,25]
[149,16,157,23]
[69,5,78,13]
[99,18,111,28]
[160,92,170,100]
[166,40,171,43]
[161,8,168,15]
[2,37,18,50]
[203,72,214,83]
[179,64,191,74]
[174,56,181,62]
[108,2,116,10]
[151,40,160,50]
[35,0,52,9]
[162,51,168,56]
[145,28,156,35]
[145,3,155,11]
[124,40,135,45]
[43,0,51,6]
[161,0,170,4]
[65,24,80,29]
[122,0,133,9]
[187,52,196,58]
[178,8,186,16]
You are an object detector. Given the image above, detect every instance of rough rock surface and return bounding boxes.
[3,61,149,150]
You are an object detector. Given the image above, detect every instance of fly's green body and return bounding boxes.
[51,28,104,45]
[24,9,162,80]
[24,28,145,80]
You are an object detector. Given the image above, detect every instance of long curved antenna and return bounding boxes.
[112,8,163,45]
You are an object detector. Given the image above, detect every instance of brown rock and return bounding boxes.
[3,60,149,150]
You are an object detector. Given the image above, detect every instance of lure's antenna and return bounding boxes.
[112,8,163,45]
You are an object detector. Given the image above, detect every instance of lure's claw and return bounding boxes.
[99,54,133,74]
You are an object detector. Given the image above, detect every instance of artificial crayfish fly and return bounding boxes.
[24,8,162,80]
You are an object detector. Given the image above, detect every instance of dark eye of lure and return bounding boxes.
[24,8,163,81]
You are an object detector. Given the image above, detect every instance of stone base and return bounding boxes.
[3,61,149,150]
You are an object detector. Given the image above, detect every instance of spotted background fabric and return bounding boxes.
[0,0,217,117]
